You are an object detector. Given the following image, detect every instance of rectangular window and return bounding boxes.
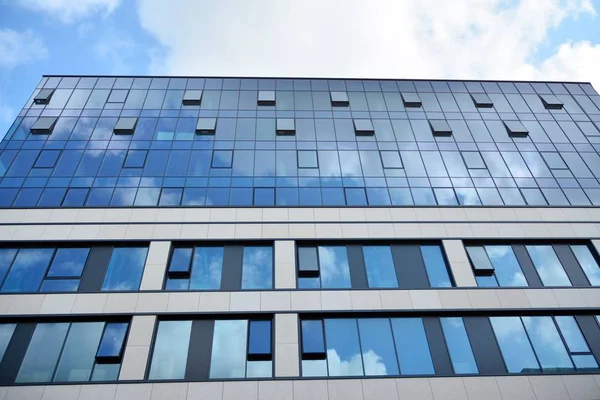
[34,88,54,104]
[165,243,273,290]
[148,317,273,380]
[525,245,572,286]
[440,318,478,374]
[182,89,203,105]
[471,93,493,108]
[195,117,217,134]
[276,118,295,135]
[430,120,452,136]
[107,89,128,103]
[113,117,137,134]
[257,90,275,105]
[1,320,129,384]
[101,247,148,291]
[30,117,58,134]
[381,151,403,168]
[401,92,422,107]
[297,243,452,289]
[297,150,318,168]
[539,94,564,109]
[503,120,528,137]
[330,91,349,106]
[353,119,375,136]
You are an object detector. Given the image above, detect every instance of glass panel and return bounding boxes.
[318,246,351,289]
[190,247,223,290]
[390,318,434,375]
[242,246,273,290]
[16,323,70,383]
[522,316,573,371]
[0,248,17,285]
[54,322,104,382]
[40,279,79,292]
[168,248,193,275]
[357,318,399,376]
[440,318,478,374]
[248,320,271,357]
[2,248,54,292]
[572,355,599,370]
[91,363,120,381]
[0,324,16,361]
[526,245,571,286]
[570,245,600,285]
[486,246,528,287]
[302,360,328,377]
[101,247,148,291]
[302,320,325,354]
[490,317,540,373]
[210,320,248,379]
[421,245,452,287]
[324,319,363,376]
[362,246,398,288]
[47,248,89,277]
[298,247,319,274]
[96,322,128,359]
[246,360,272,378]
[555,316,592,353]
[148,320,192,380]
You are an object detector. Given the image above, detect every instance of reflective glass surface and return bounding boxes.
[0,323,16,361]
[440,317,478,374]
[324,319,363,376]
[210,320,248,379]
[96,322,128,359]
[318,246,351,288]
[46,248,89,277]
[54,322,104,382]
[16,323,70,382]
[148,320,192,380]
[522,316,573,371]
[571,245,600,285]
[490,317,540,373]
[485,245,528,287]
[421,245,453,287]
[190,247,223,290]
[1,248,53,292]
[101,247,148,291]
[242,246,273,290]
[248,320,271,357]
[357,318,400,376]
[4,77,600,208]
[391,318,434,375]
[362,246,398,288]
[526,245,572,286]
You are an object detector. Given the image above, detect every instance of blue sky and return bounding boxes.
[1,0,599,139]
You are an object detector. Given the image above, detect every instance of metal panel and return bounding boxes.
[463,317,506,374]
[78,247,114,292]
[220,245,243,291]
[0,323,35,385]
[512,245,543,287]
[185,320,214,381]
[423,317,453,375]
[391,245,429,289]
[554,245,590,286]
[574,315,600,363]
[346,245,368,289]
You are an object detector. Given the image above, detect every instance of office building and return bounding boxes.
[0,75,600,399]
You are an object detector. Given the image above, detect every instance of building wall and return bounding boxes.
[1,206,600,399]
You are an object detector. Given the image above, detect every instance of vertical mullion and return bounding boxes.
[574,315,600,363]
[346,245,368,289]
[184,320,215,381]
[0,323,36,385]
[512,245,543,287]
[245,319,251,378]
[554,245,590,286]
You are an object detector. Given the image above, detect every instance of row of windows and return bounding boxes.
[30,86,598,118]
[0,245,148,293]
[467,244,600,287]
[35,76,598,99]
[0,320,128,384]
[3,184,600,208]
[300,314,600,377]
[1,241,599,294]
[2,313,598,384]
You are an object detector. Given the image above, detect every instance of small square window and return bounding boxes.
[124,150,148,168]
[182,90,203,105]
[196,118,217,134]
[298,151,318,168]
[471,93,493,108]
[401,92,422,107]
[539,94,564,109]
[462,152,486,169]
[380,151,402,168]
[107,89,128,103]
[276,118,295,135]
[430,120,452,136]
[113,117,138,134]
[258,90,276,105]
[34,150,61,168]
[330,91,349,106]
[212,150,233,168]
[503,120,529,137]
[30,117,58,134]
[353,119,374,135]
[34,89,55,104]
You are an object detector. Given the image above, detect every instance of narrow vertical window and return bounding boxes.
[390,318,434,375]
[101,247,148,291]
[421,245,453,287]
[190,247,224,290]
[54,322,104,382]
[210,320,248,379]
[555,316,599,370]
[522,316,573,371]
[362,246,398,288]
[570,245,600,285]
[301,320,327,377]
[0,324,16,361]
[319,246,351,289]
[148,320,192,380]
[357,318,400,376]
[324,319,363,376]
[246,320,272,378]
[490,317,540,373]
[440,318,478,374]
[242,246,273,290]
[16,323,70,383]
[526,245,571,286]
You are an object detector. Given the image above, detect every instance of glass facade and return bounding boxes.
[2,77,600,208]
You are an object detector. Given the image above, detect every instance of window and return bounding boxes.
[123,150,148,168]
[34,150,61,168]
[401,92,422,107]
[182,89,203,105]
[539,94,564,109]
[165,243,273,290]
[380,151,403,168]
[571,245,600,285]
[301,313,600,378]
[34,88,54,104]
[471,93,493,108]
[107,89,128,103]
[276,118,295,135]
[30,117,58,134]
[148,318,272,380]
[195,118,217,134]
[429,120,452,136]
[211,150,233,168]
[0,245,148,293]
[525,245,571,286]
[298,150,318,168]
[0,320,128,384]
[330,91,349,106]
[113,117,137,134]
[257,90,275,105]
[297,243,453,289]
[353,119,374,136]
[503,120,528,137]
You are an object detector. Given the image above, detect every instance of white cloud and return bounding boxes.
[16,0,120,22]
[0,28,48,69]
[136,0,599,88]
